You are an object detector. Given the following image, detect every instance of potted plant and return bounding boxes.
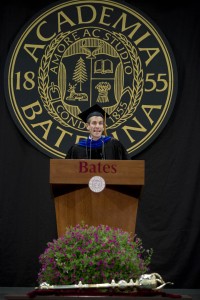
[38,224,153,285]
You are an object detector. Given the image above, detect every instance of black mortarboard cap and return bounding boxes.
[78,104,110,123]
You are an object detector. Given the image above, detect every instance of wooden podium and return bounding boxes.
[50,159,145,237]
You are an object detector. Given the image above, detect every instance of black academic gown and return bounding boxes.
[66,137,128,160]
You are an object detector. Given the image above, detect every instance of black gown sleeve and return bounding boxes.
[104,138,128,160]
[112,139,128,160]
[65,144,87,159]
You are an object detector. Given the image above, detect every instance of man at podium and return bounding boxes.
[66,104,128,160]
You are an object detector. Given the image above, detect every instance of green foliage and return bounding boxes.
[38,224,153,285]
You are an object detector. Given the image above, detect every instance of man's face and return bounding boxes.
[86,116,104,140]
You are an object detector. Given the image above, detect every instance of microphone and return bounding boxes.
[101,138,105,160]
[89,137,92,160]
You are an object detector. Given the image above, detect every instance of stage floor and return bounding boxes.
[0,287,200,300]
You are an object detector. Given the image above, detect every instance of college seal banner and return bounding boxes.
[4,0,178,158]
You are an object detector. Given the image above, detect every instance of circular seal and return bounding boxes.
[89,176,106,193]
[4,0,178,158]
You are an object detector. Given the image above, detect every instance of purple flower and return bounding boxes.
[37,224,153,285]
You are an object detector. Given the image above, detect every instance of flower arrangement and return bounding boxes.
[38,224,153,285]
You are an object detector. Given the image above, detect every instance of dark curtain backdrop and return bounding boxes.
[0,0,200,288]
